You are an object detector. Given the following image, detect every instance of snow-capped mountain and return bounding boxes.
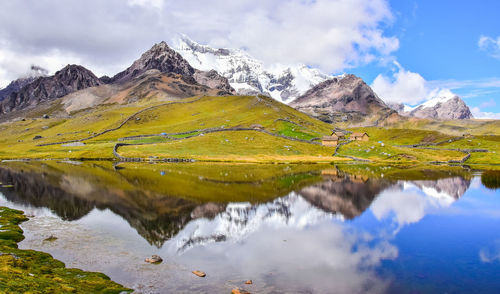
[173,35,332,103]
[388,90,473,120]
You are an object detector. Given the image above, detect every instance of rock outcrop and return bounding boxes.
[193,69,234,93]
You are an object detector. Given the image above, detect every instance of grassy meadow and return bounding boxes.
[0,95,498,165]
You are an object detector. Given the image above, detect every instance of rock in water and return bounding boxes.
[145,255,163,263]
[192,270,206,277]
[232,288,251,294]
[44,235,58,242]
[245,280,253,285]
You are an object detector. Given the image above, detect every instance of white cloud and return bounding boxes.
[471,107,500,120]
[370,62,500,108]
[371,61,436,104]
[128,0,164,9]
[0,0,398,88]
[0,45,84,87]
[479,35,500,59]
[480,240,500,263]
[372,67,500,116]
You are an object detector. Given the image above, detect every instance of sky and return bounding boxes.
[0,0,499,118]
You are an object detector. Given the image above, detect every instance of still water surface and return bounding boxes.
[0,161,499,293]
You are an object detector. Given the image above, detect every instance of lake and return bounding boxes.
[0,161,499,293]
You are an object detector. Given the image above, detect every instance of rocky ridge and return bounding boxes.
[0,66,49,102]
[0,65,102,114]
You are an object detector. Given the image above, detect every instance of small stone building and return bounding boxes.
[351,132,369,141]
[321,135,339,147]
[331,131,345,139]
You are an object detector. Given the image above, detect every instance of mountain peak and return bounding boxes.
[410,94,473,120]
[290,75,392,123]
[110,41,195,83]
[56,64,97,78]
[387,91,473,120]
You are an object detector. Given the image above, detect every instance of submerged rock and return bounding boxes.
[232,288,251,294]
[145,255,163,263]
[192,270,206,277]
[43,235,58,242]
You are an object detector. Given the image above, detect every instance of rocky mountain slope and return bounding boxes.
[0,66,48,102]
[387,91,473,120]
[54,70,229,116]
[110,41,234,93]
[0,65,102,114]
[109,41,196,84]
[290,74,395,124]
[173,35,330,103]
[0,42,236,117]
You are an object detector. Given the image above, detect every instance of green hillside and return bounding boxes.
[0,94,498,165]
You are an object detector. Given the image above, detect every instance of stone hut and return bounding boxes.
[351,132,369,141]
[321,135,339,147]
[331,131,345,139]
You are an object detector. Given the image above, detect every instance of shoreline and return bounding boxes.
[0,206,132,293]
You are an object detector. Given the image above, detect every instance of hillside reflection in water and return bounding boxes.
[0,161,498,293]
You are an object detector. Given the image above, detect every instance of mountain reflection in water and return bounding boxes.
[0,161,471,248]
[0,161,333,247]
[1,161,497,293]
